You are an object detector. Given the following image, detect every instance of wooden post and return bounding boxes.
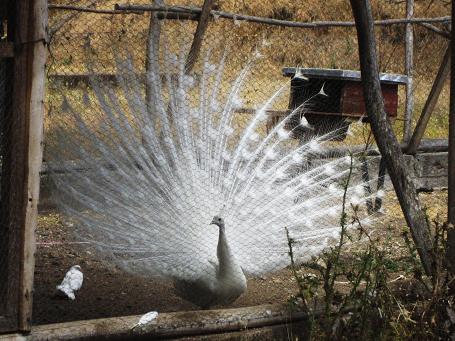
[403,0,414,142]
[145,0,162,119]
[407,46,450,154]
[349,0,434,276]
[0,0,47,333]
[185,0,215,73]
[447,0,455,271]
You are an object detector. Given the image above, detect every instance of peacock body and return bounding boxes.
[46,40,376,308]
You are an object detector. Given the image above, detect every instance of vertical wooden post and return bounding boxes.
[447,0,455,271]
[185,0,215,73]
[19,0,47,330]
[407,46,450,154]
[403,0,414,142]
[0,0,47,332]
[145,0,162,119]
[349,0,434,276]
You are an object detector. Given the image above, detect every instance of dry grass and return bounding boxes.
[46,1,450,144]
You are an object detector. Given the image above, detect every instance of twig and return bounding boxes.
[418,22,451,39]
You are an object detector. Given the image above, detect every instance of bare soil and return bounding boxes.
[33,211,298,325]
[32,190,447,326]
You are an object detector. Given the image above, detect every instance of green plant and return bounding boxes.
[284,154,455,340]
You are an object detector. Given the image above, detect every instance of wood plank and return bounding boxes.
[185,0,215,73]
[406,46,450,154]
[341,82,398,117]
[350,0,434,276]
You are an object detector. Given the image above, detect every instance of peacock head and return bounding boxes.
[210,215,225,228]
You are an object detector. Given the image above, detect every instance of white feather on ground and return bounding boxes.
[133,311,159,329]
[56,265,83,300]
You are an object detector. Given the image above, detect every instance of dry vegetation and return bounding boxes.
[47,0,450,142]
[40,2,453,339]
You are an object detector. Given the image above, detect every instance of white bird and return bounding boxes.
[56,265,83,300]
[173,216,247,308]
[46,33,377,308]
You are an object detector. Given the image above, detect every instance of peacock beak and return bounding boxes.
[210,218,216,225]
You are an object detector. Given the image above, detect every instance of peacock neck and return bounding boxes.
[217,225,235,276]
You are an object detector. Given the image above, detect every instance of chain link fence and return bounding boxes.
[41,0,449,315]
[46,1,450,140]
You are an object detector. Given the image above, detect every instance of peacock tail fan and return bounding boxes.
[45,34,381,284]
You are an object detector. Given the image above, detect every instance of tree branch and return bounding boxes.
[350,0,435,276]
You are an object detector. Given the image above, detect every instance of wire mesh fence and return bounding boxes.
[41,0,449,315]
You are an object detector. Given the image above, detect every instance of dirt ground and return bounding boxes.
[32,190,448,326]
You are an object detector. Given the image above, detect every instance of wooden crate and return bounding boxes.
[341,81,398,117]
[280,68,407,140]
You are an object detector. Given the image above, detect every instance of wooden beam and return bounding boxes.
[0,304,310,341]
[185,0,215,73]
[407,46,450,155]
[349,0,434,276]
[403,0,414,142]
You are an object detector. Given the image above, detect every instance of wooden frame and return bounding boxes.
[0,0,450,338]
[0,0,47,333]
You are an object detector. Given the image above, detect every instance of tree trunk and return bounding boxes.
[447,0,455,272]
[349,0,434,276]
[185,0,215,73]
